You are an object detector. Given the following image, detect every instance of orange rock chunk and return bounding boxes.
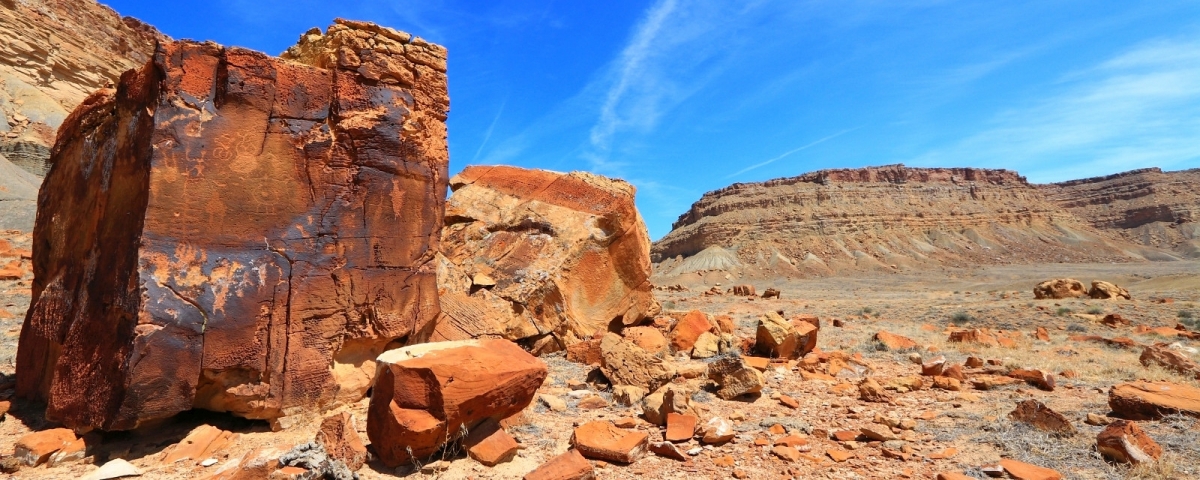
[571,421,649,464]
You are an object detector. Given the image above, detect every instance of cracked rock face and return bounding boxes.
[433,165,659,353]
[15,19,448,431]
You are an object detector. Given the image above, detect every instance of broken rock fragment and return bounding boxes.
[524,450,594,480]
[16,19,449,431]
[571,421,649,464]
[1089,280,1130,300]
[435,165,659,350]
[368,339,547,467]
[707,355,765,400]
[1008,400,1075,435]
[14,428,76,467]
[599,333,673,393]
[315,412,367,471]
[1109,381,1200,420]
[1096,420,1161,465]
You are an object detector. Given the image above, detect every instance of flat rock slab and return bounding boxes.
[368,339,547,467]
[570,421,648,464]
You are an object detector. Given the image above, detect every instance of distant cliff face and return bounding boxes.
[0,0,165,176]
[1041,168,1200,259]
[652,164,1144,281]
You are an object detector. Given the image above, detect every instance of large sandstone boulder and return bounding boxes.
[15,20,449,431]
[755,312,818,359]
[1109,381,1200,420]
[1089,280,1130,300]
[367,339,547,467]
[1033,278,1087,299]
[434,165,659,352]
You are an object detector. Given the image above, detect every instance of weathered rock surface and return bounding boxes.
[1008,400,1075,435]
[434,165,659,352]
[653,165,1141,282]
[599,333,673,392]
[14,428,76,466]
[570,421,649,464]
[1109,381,1200,420]
[0,154,41,231]
[1096,420,1161,465]
[1033,278,1087,299]
[707,355,764,400]
[523,449,594,480]
[1088,280,1130,300]
[1041,167,1200,259]
[755,312,818,359]
[16,20,450,431]
[368,339,547,467]
[0,0,166,177]
[315,412,367,471]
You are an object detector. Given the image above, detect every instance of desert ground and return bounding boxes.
[2,252,1197,479]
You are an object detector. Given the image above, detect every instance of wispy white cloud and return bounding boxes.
[724,128,861,179]
[910,36,1200,181]
[469,99,506,164]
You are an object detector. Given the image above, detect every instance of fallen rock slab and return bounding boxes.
[999,458,1063,480]
[464,419,520,467]
[1096,420,1161,465]
[570,421,648,464]
[14,428,76,466]
[524,450,594,480]
[874,331,918,350]
[1109,381,1200,420]
[368,339,547,467]
[1139,343,1200,380]
[1008,400,1075,435]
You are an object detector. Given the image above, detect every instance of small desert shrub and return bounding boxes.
[661,300,676,310]
[1179,310,1194,320]
[1066,324,1087,332]
[860,307,874,315]
[950,311,974,324]
[1086,306,1104,315]
[1055,307,1072,316]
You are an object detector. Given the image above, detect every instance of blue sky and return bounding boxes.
[105,1,1200,239]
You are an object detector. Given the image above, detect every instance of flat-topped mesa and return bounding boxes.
[1040,167,1200,258]
[652,164,1138,281]
[16,20,448,431]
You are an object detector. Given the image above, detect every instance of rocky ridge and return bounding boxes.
[0,0,165,177]
[653,164,1142,281]
[1040,167,1200,259]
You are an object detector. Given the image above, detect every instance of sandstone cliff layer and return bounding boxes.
[0,0,164,177]
[1041,168,1200,259]
[653,164,1143,281]
[16,19,449,431]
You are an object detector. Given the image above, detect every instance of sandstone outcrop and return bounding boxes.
[1041,168,1200,259]
[0,0,165,177]
[368,339,547,467]
[1033,278,1087,299]
[434,165,659,353]
[1138,344,1200,380]
[15,20,449,431]
[653,165,1139,282]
